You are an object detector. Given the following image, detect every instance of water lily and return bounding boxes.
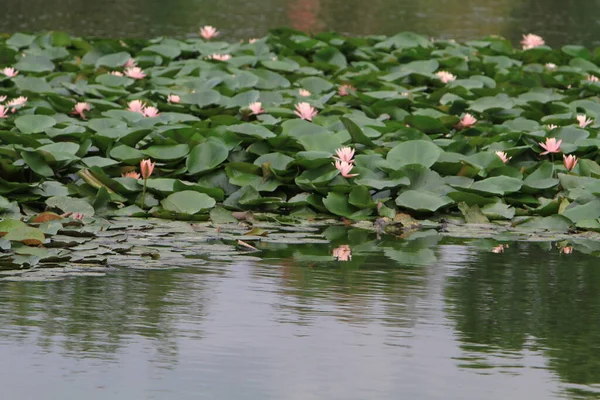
[455,113,477,129]
[209,53,231,61]
[110,71,124,76]
[298,89,311,97]
[521,33,545,50]
[560,246,573,254]
[332,244,352,261]
[124,58,137,68]
[539,137,562,155]
[248,102,265,115]
[495,151,511,163]
[491,244,506,253]
[0,105,8,118]
[2,67,18,78]
[294,102,318,121]
[587,75,599,82]
[72,212,85,221]
[436,71,456,83]
[167,94,180,103]
[338,84,356,96]
[122,171,141,179]
[0,95,6,102]
[248,38,258,44]
[200,25,219,40]
[72,102,91,119]
[6,96,27,111]
[547,124,559,130]
[545,63,557,69]
[333,147,355,164]
[577,114,593,128]
[563,154,578,171]
[143,106,160,117]
[127,100,146,114]
[124,67,146,79]
[335,160,358,178]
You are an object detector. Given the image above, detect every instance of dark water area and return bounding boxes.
[1,233,600,399]
[2,0,600,47]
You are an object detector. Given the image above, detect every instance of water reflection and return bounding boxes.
[2,0,600,47]
[0,234,599,398]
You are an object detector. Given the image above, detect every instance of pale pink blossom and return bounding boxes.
[333,147,355,163]
[563,154,578,171]
[2,67,18,78]
[0,95,6,102]
[560,246,573,254]
[124,67,146,79]
[521,33,545,50]
[140,159,156,179]
[539,137,562,155]
[248,102,265,115]
[334,160,358,178]
[455,113,477,129]
[338,84,356,96]
[72,102,91,119]
[298,89,311,97]
[167,94,180,103]
[436,71,456,83]
[200,26,219,40]
[491,244,506,253]
[0,105,8,118]
[122,171,141,179]
[249,38,258,44]
[547,124,558,130]
[72,212,85,221]
[110,71,124,76]
[294,102,318,121]
[545,63,557,70]
[332,244,352,261]
[577,114,593,128]
[209,53,231,61]
[143,106,160,117]
[495,151,511,163]
[6,96,27,110]
[587,75,599,82]
[124,58,137,68]
[127,99,146,114]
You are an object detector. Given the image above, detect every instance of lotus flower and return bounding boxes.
[122,171,141,179]
[124,58,137,68]
[200,26,219,40]
[140,159,155,179]
[2,67,18,78]
[495,151,511,163]
[294,102,318,121]
[298,89,311,97]
[333,147,355,163]
[436,71,456,83]
[545,63,557,70]
[455,113,477,129]
[587,75,599,82]
[124,67,146,79]
[110,71,124,76]
[563,154,578,171]
[72,102,91,119]
[547,124,558,130]
[491,244,505,253]
[0,105,8,118]
[521,33,545,50]
[332,244,352,261]
[248,102,265,115]
[209,53,231,61]
[143,106,160,117]
[539,137,562,155]
[6,96,27,110]
[577,114,593,128]
[560,246,573,254]
[335,160,358,178]
[167,94,180,104]
[338,84,356,96]
[127,100,146,114]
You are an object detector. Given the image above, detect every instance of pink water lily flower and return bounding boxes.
[143,106,160,117]
[167,94,180,103]
[333,147,355,163]
[127,99,146,114]
[521,33,545,50]
[436,71,456,83]
[248,38,258,44]
[122,171,141,179]
[200,26,219,40]
[563,154,578,171]
[209,53,231,61]
[547,124,558,130]
[72,102,91,119]
[455,113,477,129]
[338,84,356,96]
[294,102,318,121]
[577,114,593,128]
[124,67,146,79]
[539,137,562,155]
[491,244,506,253]
[0,105,8,118]
[335,160,358,178]
[124,58,137,68]
[495,151,511,163]
[6,96,27,110]
[298,89,311,97]
[110,71,124,76]
[560,246,573,254]
[2,67,18,78]
[72,212,85,221]
[545,63,557,70]
[0,95,6,102]
[248,102,265,115]
[332,244,352,261]
[587,75,599,82]
[140,159,155,179]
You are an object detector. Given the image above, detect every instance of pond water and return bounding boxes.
[2,0,600,47]
[1,233,600,399]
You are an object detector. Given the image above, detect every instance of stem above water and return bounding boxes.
[141,178,147,209]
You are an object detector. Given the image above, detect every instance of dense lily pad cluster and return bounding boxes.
[2,29,600,241]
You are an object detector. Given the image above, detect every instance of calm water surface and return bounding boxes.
[2,0,600,47]
[1,232,600,399]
